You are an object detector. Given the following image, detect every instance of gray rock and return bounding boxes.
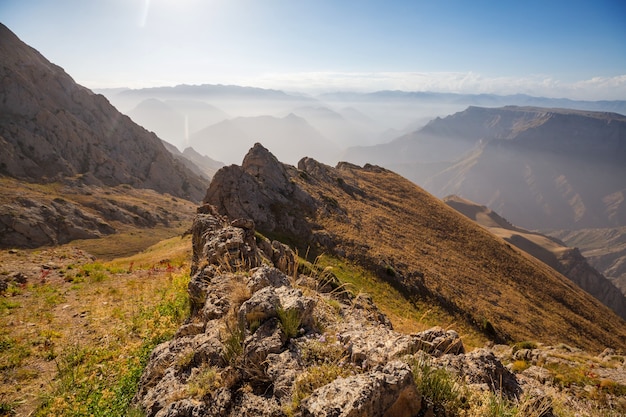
[238,286,280,325]
[434,348,521,399]
[300,361,421,417]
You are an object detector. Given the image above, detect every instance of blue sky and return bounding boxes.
[1,0,625,99]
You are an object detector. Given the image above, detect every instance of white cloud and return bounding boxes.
[243,72,626,100]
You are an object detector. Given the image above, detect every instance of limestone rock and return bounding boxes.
[434,348,521,399]
[300,361,421,417]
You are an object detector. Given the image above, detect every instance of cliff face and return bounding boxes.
[345,106,626,230]
[0,23,207,201]
[205,144,626,352]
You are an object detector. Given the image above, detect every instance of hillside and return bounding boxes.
[444,195,626,320]
[205,143,626,352]
[345,106,626,231]
[0,23,207,201]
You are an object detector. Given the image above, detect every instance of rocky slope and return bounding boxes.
[444,195,626,320]
[0,23,207,201]
[345,106,626,231]
[204,143,626,352]
[133,207,626,417]
[0,177,197,249]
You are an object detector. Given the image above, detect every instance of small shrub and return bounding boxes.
[222,320,245,364]
[510,360,530,373]
[410,355,465,414]
[512,341,537,353]
[175,348,195,369]
[187,364,221,399]
[289,364,352,411]
[277,307,301,339]
[299,336,346,365]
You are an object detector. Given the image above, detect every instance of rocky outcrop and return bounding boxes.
[135,207,626,416]
[0,196,114,247]
[204,143,318,240]
[133,209,473,416]
[0,23,207,201]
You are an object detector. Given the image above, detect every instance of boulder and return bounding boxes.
[300,361,421,417]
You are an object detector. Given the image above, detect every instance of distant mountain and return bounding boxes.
[204,143,626,351]
[160,141,224,181]
[0,23,207,201]
[127,98,230,149]
[103,83,318,115]
[444,195,626,319]
[189,114,341,165]
[290,106,384,148]
[348,106,626,230]
[320,90,626,115]
[128,99,186,147]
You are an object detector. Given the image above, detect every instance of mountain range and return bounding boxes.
[346,106,626,231]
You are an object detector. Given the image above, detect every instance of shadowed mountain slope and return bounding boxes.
[444,195,626,320]
[346,106,626,231]
[205,143,626,352]
[0,23,207,202]
[549,227,626,297]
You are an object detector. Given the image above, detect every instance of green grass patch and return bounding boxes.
[33,271,190,416]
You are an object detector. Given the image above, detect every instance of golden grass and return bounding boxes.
[315,254,487,349]
[282,163,626,352]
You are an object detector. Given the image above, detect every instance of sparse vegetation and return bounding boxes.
[187,363,221,399]
[277,306,302,339]
[410,354,466,415]
[0,237,192,416]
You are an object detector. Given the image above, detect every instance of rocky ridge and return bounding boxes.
[204,144,626,352]
[134,208,626,416]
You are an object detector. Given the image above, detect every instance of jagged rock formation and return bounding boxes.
[205,144,626,351]
[135,208,626,416]
[345,106,626,231]
[0,23,207,201]
[134,209,524,417]
[444,195,626,320]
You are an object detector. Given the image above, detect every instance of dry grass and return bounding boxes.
[283,163,626,352]
[0,236,193,416]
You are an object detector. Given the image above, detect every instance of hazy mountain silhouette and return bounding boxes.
[127,98,230,150]
[189,114,341,165]
[347,106,626,231]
